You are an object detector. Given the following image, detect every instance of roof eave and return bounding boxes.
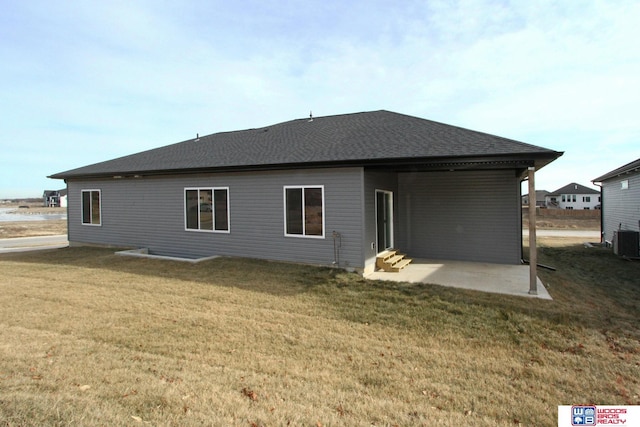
[50,151,563,181]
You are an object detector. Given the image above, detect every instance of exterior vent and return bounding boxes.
[613,230,640,257]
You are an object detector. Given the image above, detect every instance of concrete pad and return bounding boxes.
[366,258,552,300]
[115,248,220,263]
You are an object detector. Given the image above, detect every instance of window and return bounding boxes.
[81,190,101,225]
[185,187,229,232]
[572,195,576,202]
[583,196,591,202]
[621,180,629,190]
[562,195,566,202]
[284,186,324,238]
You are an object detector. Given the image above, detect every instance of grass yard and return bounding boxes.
[0,240,639,426]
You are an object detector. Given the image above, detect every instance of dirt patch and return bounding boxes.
[0,204,67,238]
[522,214,600,230]
[0,220,67,238]
[2,204,66,216]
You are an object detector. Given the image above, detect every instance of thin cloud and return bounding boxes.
[0,0,638,197]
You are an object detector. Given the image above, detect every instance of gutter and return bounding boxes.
[49,152,563,181]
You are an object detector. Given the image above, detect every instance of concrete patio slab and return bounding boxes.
[366,258,552,300]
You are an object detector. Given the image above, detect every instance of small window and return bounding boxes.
[562,195,566,202]
[583,196,590,202]
[81,190,101,225]
[621,180,629,190]
[284,186,324,238]
[185,187,229,232]
[572,195,576,202]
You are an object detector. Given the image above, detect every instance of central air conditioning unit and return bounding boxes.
[613,230,640,257]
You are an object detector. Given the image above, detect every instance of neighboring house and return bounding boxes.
[49,110,562,273]
[545,183,600,210]
[592,158,640,245]
[522,190,550,207]
[43,189,67,207]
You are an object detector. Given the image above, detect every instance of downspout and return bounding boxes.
[593,181,603,243]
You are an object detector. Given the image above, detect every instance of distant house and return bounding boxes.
[593,158,640,246]
[43,189,67,207]
[522,190,550,207]
[545,183,600,210]
[49,110,562,273]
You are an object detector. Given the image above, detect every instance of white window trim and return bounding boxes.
[283,185,325,239]
[184,187,230,233]
[81,189,102,226]
[621,180,629,190]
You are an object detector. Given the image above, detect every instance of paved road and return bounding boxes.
[0,235,68,253]
[523,229,600,238]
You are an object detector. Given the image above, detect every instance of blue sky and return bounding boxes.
[1,0,639,198]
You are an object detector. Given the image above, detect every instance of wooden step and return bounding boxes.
[389,258,412,272]
[375,249,412,272]
[376,249,397,262]
[386,254,405,265]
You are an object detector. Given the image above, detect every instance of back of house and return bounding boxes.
[50,110,562,273]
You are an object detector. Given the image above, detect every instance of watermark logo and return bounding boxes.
[571,406,596,426]
[559,405,636,426]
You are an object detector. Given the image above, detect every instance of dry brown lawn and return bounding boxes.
[0,235,639,426]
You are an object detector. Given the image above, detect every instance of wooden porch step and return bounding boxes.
[390,258,413,272]
[376,249,412,272]
[376,249,397,262]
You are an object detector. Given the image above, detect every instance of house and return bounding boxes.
[49,110,562,274]
[545,183,600,210]
[522,190,550,207]
[43,189,68,207]
[592,158,640,249]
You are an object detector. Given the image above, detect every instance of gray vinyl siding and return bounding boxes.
[66,167,364,268]
[601,172,640,242]
[362,170,398,270]
[396,170,521,264]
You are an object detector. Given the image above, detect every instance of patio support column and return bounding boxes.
[528,166,538,295]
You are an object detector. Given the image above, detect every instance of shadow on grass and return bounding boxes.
[2,244,639,340]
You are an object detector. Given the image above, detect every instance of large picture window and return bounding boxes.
[284,186,324,238]
[185,187,229,232]
[81,189,101,225]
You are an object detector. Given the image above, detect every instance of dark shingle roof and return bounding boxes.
[50,110,562,179]
[593,158,640,182]
[549,183,600,195]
